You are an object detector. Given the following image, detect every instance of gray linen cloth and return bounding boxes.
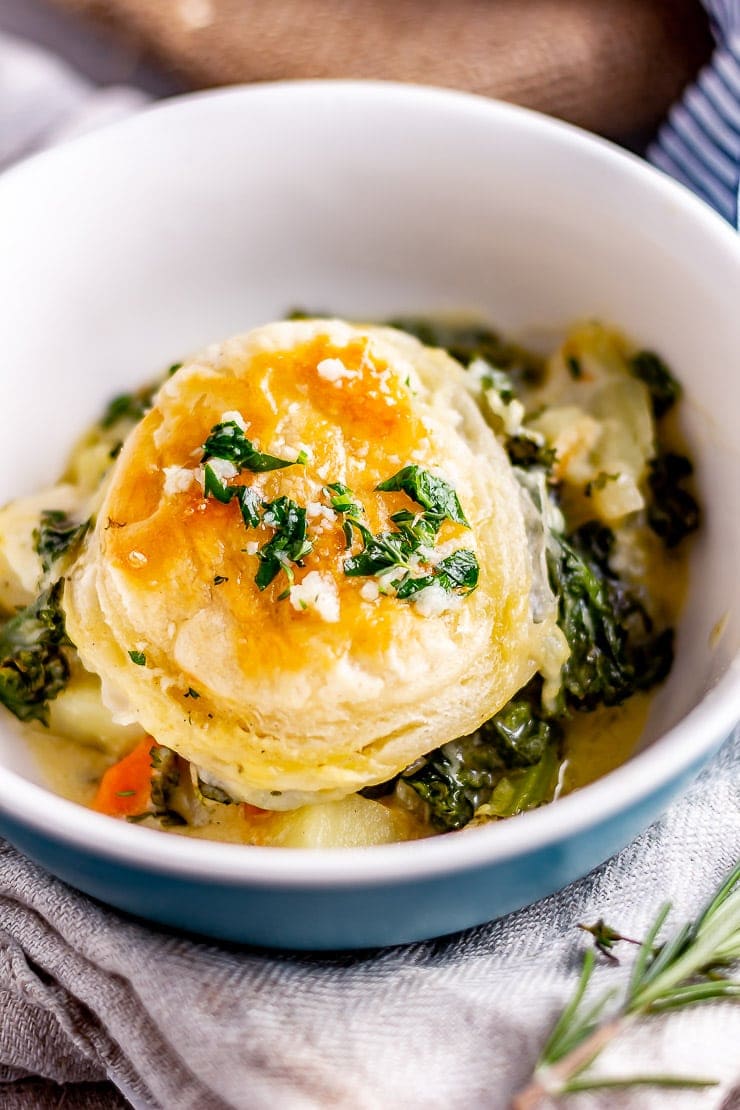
[1,29,740,1110]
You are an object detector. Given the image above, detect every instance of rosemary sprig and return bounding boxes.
[512,860,740,1107]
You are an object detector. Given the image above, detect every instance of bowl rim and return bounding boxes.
[1,79,739,889]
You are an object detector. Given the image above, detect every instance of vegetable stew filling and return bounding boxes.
[0,316,698,847]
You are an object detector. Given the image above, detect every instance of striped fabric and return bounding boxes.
[649,0,740,227]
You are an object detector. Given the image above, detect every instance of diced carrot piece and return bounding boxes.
[241,803,272,819]
[93,737,155,818]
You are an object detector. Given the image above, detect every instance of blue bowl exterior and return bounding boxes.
[0,748,715,950]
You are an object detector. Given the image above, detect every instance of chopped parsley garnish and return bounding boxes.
[343,466,479,602]
[202,463,235,503]
[376,464,469,527]
[343,521,419,582]
[202,420,303,473]
[128,650,146,666]
[326,482,363,546]
[0,580,71,725]
[256,496,313,593]
[395,549,479,599]
[585,471,620,497]
[213,575,228,585]
[200,420,305,552]
[201,468,262,528]
[184,687,200,699]
[33,510,89,575]
[326,482,362,517]
[234,485,262,529]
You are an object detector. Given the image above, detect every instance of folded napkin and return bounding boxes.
[47,0,712,141]
[1,7,740,1107]
[0,737,738,1110]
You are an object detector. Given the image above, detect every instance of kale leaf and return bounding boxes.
[629,351,681,419]
[401,683,560,830]
[647,452,700,549]
[386,317,545,386]
[549,522,674,711]
[0,580,71,725]
[505,435,557,473]
[100,391,152,429]
[33,510,89,575]
[401,736,503,830]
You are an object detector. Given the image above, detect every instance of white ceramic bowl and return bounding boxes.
[0,82,738,949]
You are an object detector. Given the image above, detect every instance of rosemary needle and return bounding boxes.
[513,860,740,1107]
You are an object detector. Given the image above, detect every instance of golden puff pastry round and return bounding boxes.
[64,319,556,808]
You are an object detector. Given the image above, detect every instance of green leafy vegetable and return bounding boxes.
[395,550,479,599]
[566,355,583,380]
[343,522,416,582]
[386,317,545,386]
[585,471,620,497]
[548,522,673,712]
[482,679,561,767]
[401,681,560,830]
[342,467,478,601]
[343,517,479,601]
[126,744,187,827]
[202,420,303,473]
[0,581,71,725]
[505,435,557,473]
[400,737,502,831]
[343,463,481,603]
[647,452,700,549]
[482,744,561,818]
[128,650,146,666]
[326,482,362,517]
[100,389,155,429]
[256,497,313,592]
[629,350,681,419]
[326,482,363,546]
[33,510,89,575]
[376,464,469,527]
[197,778,235,805]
